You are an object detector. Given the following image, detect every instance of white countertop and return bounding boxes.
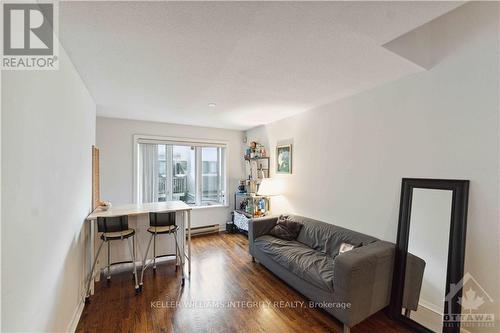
[87,201,192,220]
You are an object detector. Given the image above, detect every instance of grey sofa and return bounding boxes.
[248,215,424,332]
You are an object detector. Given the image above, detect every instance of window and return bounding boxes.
[136,137,226,207]
[201,147,225,205]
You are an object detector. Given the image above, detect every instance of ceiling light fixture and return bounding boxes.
[208,103,217,108]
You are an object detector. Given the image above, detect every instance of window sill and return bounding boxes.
[190,204,229,210]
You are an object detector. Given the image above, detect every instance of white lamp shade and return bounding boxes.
[257,178,283,196]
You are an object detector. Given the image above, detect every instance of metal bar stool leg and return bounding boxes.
[140,233,154,289]
[153,233,156,271]
[173,231,185,287]
[175,233,179,271]
[127,236,140,294]
[132,235,136,280]
[85,240,105,303]
[107,242,111,283]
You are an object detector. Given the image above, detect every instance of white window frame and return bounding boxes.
[133,134,229,207]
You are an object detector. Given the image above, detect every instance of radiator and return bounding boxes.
[188,224,220,236]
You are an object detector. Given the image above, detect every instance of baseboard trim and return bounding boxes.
[418,299,443,315]
[413,303,474,333]
[67,299,85,333]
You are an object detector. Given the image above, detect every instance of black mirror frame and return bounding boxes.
[390,178,469,333]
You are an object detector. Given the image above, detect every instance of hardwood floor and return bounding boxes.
[76,233,412,333]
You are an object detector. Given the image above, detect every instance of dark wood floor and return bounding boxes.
[77,233,412,333]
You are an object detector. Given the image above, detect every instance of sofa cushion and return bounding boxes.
[287,215,378,257]
[269,215,303,240]
[254,235,334,292]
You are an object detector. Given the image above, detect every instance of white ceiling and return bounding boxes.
[59,1,463,130]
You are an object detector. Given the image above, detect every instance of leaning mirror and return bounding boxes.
[391,178,469,333]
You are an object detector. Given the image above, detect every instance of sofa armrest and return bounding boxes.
[248,216,279,256]
[332,241,395,327]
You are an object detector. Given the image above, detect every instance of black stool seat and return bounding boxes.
[86,215,139,303]
[100,229,135,240]
[147,225,179,234]
[140,211,184,289]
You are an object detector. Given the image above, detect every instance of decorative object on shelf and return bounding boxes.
[246,178,257,194]
[276,144,292,174]
[257,163,267,179]
[245,141,267,160]
[257,197,266,216]
[97,200,112,211]
[245,147,252,159]
[250,196,269,217]
[239,199,247,211]
[238,180,246,193]
[232,179,278,233]
[250,141,257,158]
[233,193,270,219]
[245,157,269,181]
[245,156,269,196]
[245,198,254,214]
[256,143,265,158]
[244,140,269,181]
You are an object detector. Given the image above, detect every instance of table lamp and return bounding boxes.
[257,178,282,215]
[257,178,282,196]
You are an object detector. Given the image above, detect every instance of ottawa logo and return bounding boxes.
[444,272,495,329]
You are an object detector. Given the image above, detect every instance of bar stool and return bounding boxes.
[140,211,184,289]
[85,215,139,303]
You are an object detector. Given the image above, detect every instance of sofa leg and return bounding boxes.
[343,324,350,333]
[252,256,255,262]
[404,308,411,317]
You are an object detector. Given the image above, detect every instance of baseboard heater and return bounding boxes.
[188,224,220,236]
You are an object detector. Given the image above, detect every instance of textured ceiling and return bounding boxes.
[60,1,463,130]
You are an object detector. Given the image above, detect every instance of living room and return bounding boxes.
[2,1,499,333]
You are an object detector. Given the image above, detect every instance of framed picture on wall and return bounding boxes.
[276,144,292,174]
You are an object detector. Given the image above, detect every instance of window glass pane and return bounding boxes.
[158,145,166,161]
[158,145,167,202]
[172,145,196,204]
[201,147,223,204]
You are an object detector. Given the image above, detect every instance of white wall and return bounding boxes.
[246,3,500,326]
[1,46,96,331]
[96,116,245,228]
